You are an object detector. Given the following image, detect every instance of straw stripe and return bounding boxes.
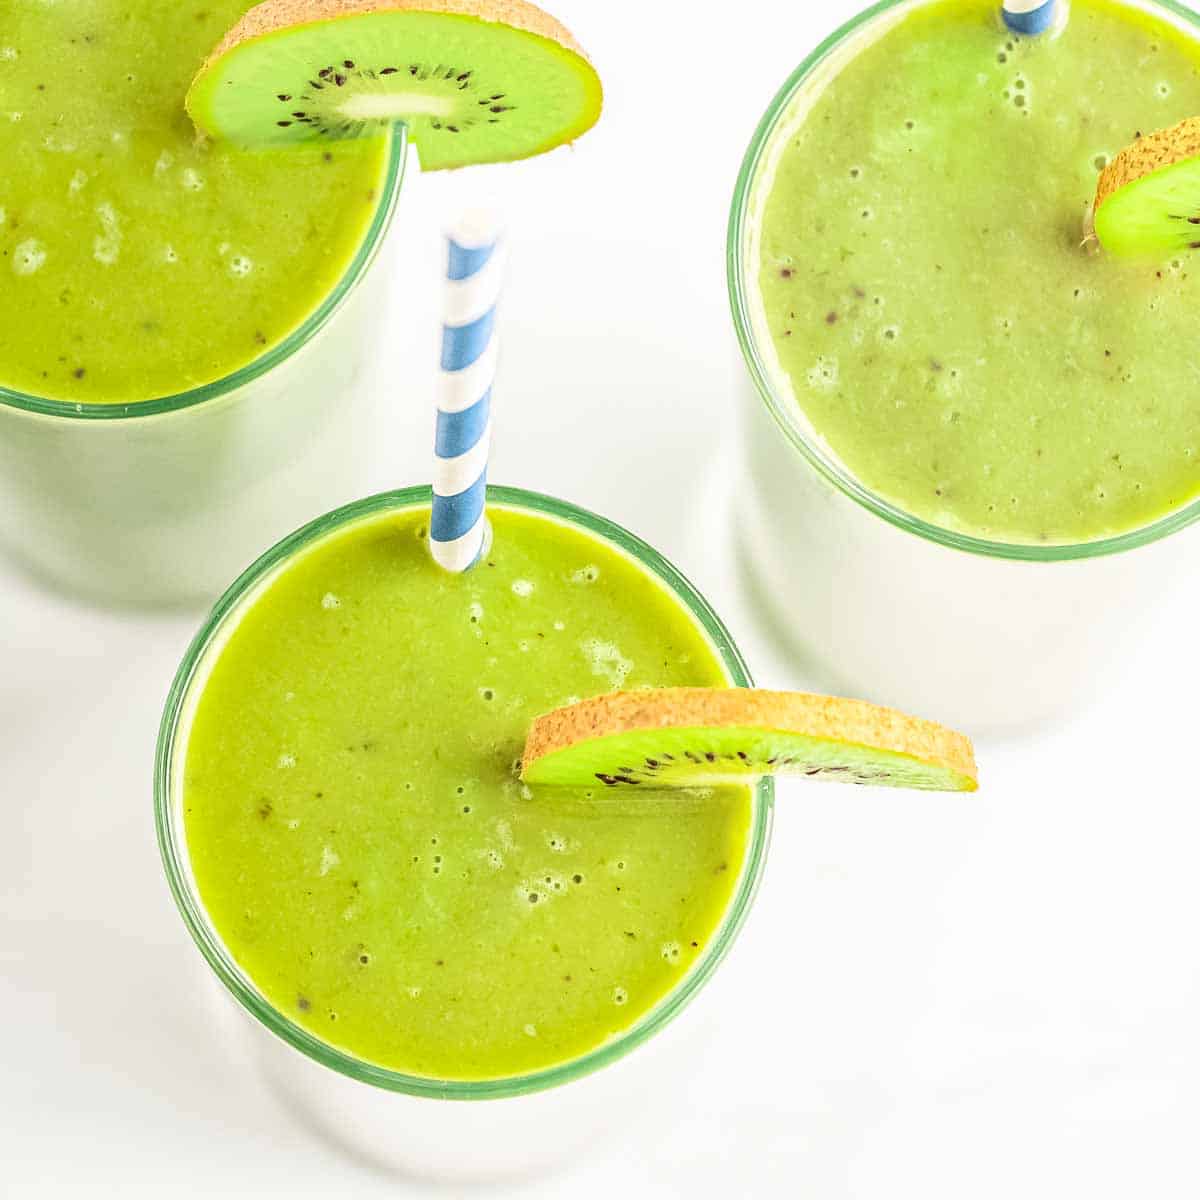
[430,218,502,574]
[436,391,491,458]
[431,475,488,543]
[447,239,497,281]
[1002,0,1058,34]
[437,339,499,413]
[440,309,497,372]
[432,422,492,496]
[443,252,506,325]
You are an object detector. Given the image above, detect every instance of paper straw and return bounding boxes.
[1002,0,1059,34]
[430,215,504,573]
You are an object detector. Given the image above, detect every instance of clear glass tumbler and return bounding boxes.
[156,485,773,1182]
[0,127,407,610]
[729,0,1200,734]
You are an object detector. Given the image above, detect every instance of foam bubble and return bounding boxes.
[553,620,566,631]
[485,849,504,869]
[228,255,253,278]
[163,245,178,264]
[0,47,17,61]
[518,640,530,653]
[7,112,22,123]
[12,239,46,277]
[110,130,128,148]
[547,834,567,853]
[68,170,87,195]
[42,134,76,153]
[468,601,484,624]
[612,987,628,1006]
[154,150,174,177]
[511,579,534,597]
[321,592,341,610]
[806,356,839,390]
[286,818,300,831]
[1156,81,1171,98]
[93,202,122,266]
[319,846,340,876]
[570,565,600,584]
[880,325,900,343]
[181,168,205,192]
[581,638,633,688]
[661,942,682,963]
[407,986,422,999]
[277,753,296,769]
[523,1024,538,1038]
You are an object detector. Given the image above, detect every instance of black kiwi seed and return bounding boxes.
[268,57,519,147]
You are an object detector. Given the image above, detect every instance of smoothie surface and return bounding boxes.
[0,0,387,405]
[756,0,1200,543]
[183,504,754,1081]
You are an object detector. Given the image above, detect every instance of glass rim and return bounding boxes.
[2,125,407,421]
[727,0,1200,563]
[154,484,775,1102]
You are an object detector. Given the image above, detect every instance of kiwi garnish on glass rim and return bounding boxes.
[521,689,978,793]
[186,0,603,170]
[1093,116,1200,255]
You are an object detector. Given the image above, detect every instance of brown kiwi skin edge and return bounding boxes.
[1094,116,1200,216]
[521,688,978,791]
[200,0,593,77]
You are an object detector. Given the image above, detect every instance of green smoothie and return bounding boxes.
[181,502,754,1081]
[0,0,386,404]
[757,0,1200,543]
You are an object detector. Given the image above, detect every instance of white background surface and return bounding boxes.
[5,1,1200,1195]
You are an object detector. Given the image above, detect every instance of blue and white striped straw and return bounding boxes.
[430,216,504,573]
[1002,0,1060,35]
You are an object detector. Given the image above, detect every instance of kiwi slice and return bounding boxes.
[522,689,978,793]
[187,0,603,170]
[1094,117,1200,255]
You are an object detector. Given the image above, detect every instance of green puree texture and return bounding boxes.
[0,0,386,404]
[759,0,1200,543]
[184,507,752,1081]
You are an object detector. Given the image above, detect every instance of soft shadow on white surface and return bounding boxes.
[5,1,1200,1197]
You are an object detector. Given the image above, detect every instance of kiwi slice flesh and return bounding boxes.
[1094,117,1200,256]
[187,0,602,170]
[522,689,978,793]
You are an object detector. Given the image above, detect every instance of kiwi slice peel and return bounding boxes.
[1094,117,1200,256]
[521,689,978,793]
[187,0,603,170]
